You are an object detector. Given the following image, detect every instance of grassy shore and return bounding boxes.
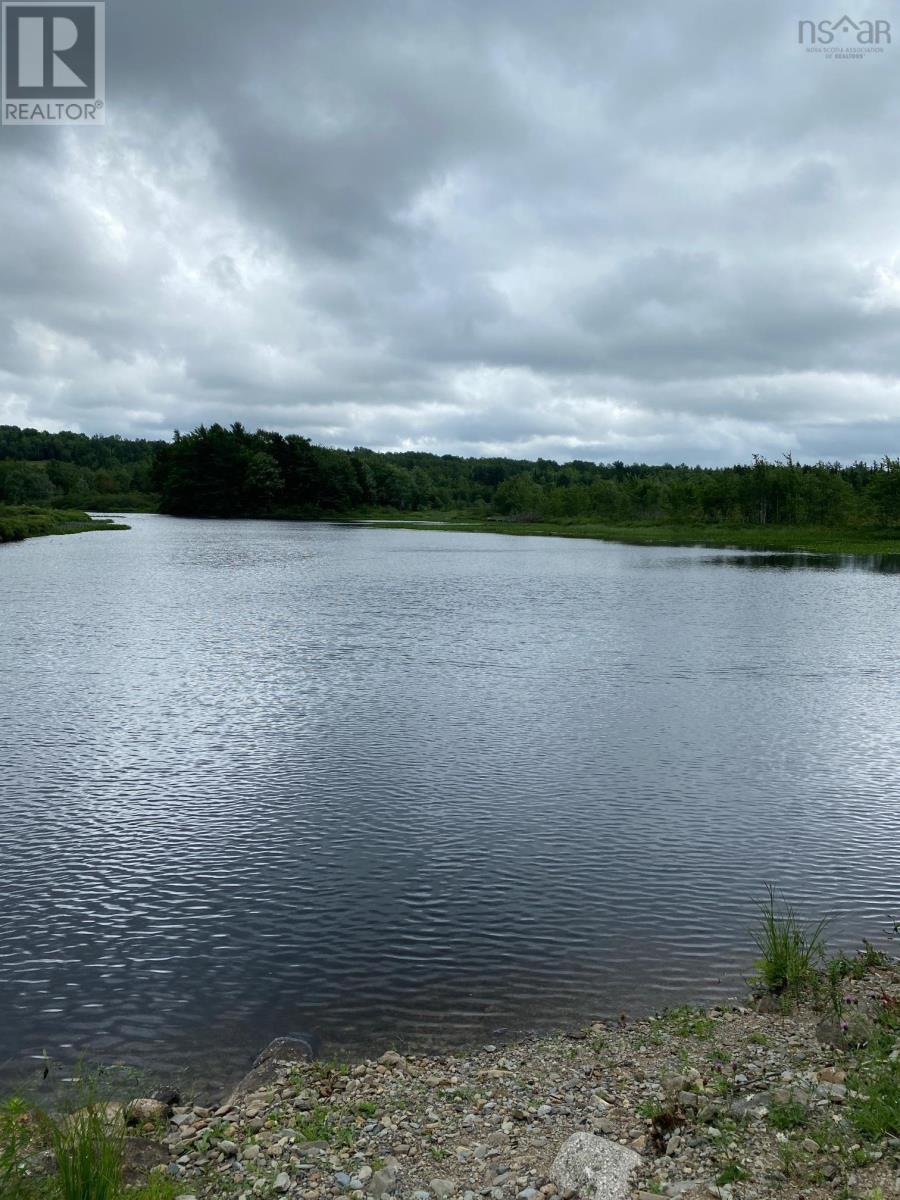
[0,506,130,545]
[344,514,900,557]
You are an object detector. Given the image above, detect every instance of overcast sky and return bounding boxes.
[2,0,900,464]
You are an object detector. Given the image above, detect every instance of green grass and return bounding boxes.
[294,1105,331,1141]
[42,1101,126,1200]
[849,1059,900,1141]
[123,1180,178,1200]
[848,996,900,1141]
[351,516,900,558]
[0,506,129,544]
[750,884,829,997]
[1,1091,182,1200]
[293,1105,354,1147]
[636,1099,667,1120]
[651,1005,715,1039]
[1,1097,38,1200]
[715,1164,747,1186]
[768,1099,809,1131]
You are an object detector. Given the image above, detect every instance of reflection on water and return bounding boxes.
[694,553,900,573]
[1,517,899,1095]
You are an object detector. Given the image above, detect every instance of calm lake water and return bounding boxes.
[1,515,899,1095]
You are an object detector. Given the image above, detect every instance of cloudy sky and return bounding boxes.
[2,0,900,464]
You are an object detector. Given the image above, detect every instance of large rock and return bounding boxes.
[227,1036,315,1102]
[550,1133,641,1200]
[816,1013,875,1049]
[368,1158,400,1197]
[252,1036,315,1069]
[127,1098,171,1125]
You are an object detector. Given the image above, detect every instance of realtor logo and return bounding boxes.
[2,2,105,124]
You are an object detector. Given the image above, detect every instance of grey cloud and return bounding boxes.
[1,0,900,463]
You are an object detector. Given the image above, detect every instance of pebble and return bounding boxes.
[136,962,900,1200]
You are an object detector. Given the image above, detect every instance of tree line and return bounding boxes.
[0,425,158,509]
[3,421,900,526]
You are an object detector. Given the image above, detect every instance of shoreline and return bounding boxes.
[60,507,900,559]
[6,949,899,1200]
[339,516,900,559]
[0,506,129,544]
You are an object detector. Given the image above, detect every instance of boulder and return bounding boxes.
[127,1098,171,1125]
[253,1036,315,1069]
[550,1132,641,1200]
[227,1036,315,1103]
[369,1158,400,1197]
[816,1014,875,1049]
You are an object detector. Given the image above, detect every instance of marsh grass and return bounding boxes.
[0,506,128,544]
[0,1092,131,1200]
[42,1101,125,1200]
[358,516,900,557]
[751,884,829,997]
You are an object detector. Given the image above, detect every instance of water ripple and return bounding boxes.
[1,517,899,1093]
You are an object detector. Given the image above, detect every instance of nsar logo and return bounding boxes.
[798,14,891,58]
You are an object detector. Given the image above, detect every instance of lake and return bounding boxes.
[1,515,898,1095]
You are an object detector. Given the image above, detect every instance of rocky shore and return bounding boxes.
[98,953,900,1200]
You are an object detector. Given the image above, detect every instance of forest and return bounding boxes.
[3,421,900,529]
[0,425,158,511]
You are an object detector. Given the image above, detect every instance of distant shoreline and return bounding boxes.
[9,504,900,558]
[339,516,900,558]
